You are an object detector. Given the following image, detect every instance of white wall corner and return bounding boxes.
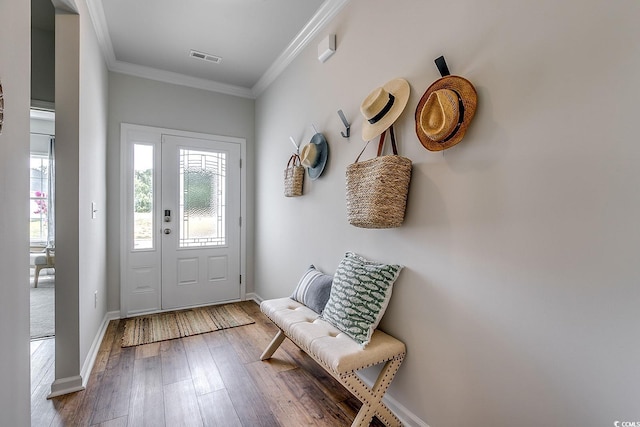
[245,292,263,304]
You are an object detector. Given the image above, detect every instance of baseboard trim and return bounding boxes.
[245,292,262,304]
[48,376,84,399]
[46,311,120,398]
[80,310,120,388]
[382,392,430,427]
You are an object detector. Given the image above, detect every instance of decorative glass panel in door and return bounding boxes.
[179,149,226,248]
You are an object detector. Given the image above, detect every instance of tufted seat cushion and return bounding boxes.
[261,297,405,375]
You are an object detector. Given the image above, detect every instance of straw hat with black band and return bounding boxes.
[415,75,477,151]
[360,78,410,141]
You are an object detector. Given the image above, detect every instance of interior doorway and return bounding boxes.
[30,109,55,341]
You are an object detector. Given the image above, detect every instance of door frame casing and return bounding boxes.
[119,123,247,318]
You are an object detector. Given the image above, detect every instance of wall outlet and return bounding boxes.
[94,290,98,308]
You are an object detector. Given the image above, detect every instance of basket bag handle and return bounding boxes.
[354,125,398,163]
[286,153,301,168]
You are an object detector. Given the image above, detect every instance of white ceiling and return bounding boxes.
[32,0,348,98]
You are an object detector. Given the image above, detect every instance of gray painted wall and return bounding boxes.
[0,0,31,424]
[106,73,256,311]
[54,10,82,386]
[254,0,640,426]
[77,0,109,379]
[53,0,109,392]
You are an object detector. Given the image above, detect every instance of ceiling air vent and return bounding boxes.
[189,49,222,64]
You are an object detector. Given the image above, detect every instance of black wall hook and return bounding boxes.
[435,55,451,77]
[337,109,351,138]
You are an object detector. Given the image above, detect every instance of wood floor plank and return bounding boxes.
[30,340,61,427]
[31,382,58,427]
[238,301,281,336]
[104,320,128,372]
[282,339,354,404]
[197,389,242,427]
[128,355,165,427]
[208,343,279,427]
[246,359,323,426]
[135,341,161,360]
[49,368,106,427]
[31,337,55,395]
[182,334,225,396]
[163,379,203,427]
[278,366,354,426]
[223,323,269,364]
[90,346,136,425]
[93,320,119,374]
[160,339,192,386]
[96,415,129,427]
[201,328,230,349]
[31,338,44,356]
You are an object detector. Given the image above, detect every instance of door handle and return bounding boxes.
[163,228,172,234]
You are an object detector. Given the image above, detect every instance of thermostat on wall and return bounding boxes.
[318,34,336,63]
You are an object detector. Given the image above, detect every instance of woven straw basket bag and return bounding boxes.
[284,154,304,197]
[346,127,411,228]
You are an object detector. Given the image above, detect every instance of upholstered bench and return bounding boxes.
[260,297,406,427]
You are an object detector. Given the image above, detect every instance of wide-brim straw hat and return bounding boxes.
[300,133,328,180]
[415,75,477,151]
[361,78,410,141]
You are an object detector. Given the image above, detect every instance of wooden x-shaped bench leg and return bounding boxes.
[260,329,286,361]
[340,356,405,427]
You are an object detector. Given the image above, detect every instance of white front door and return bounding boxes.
[160,134,241,310]
[121,125,244,317]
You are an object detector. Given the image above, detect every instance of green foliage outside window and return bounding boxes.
[134,169,152,213]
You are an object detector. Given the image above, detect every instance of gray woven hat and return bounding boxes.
[300,133,329,180]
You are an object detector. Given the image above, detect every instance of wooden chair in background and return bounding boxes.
[31,245,55,287]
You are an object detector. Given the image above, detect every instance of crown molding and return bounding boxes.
[251,0,350,97]
[110,60,255,99]
[87,0,349,99]
[85,0,116,65]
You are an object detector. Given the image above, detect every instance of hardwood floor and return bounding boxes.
[31,301,386,426]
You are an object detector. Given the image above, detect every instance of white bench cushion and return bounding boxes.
[261,297,405,375]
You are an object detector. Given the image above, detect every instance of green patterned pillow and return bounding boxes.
[322,252,402,347]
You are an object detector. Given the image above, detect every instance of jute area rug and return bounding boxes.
[121,303,254,347]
